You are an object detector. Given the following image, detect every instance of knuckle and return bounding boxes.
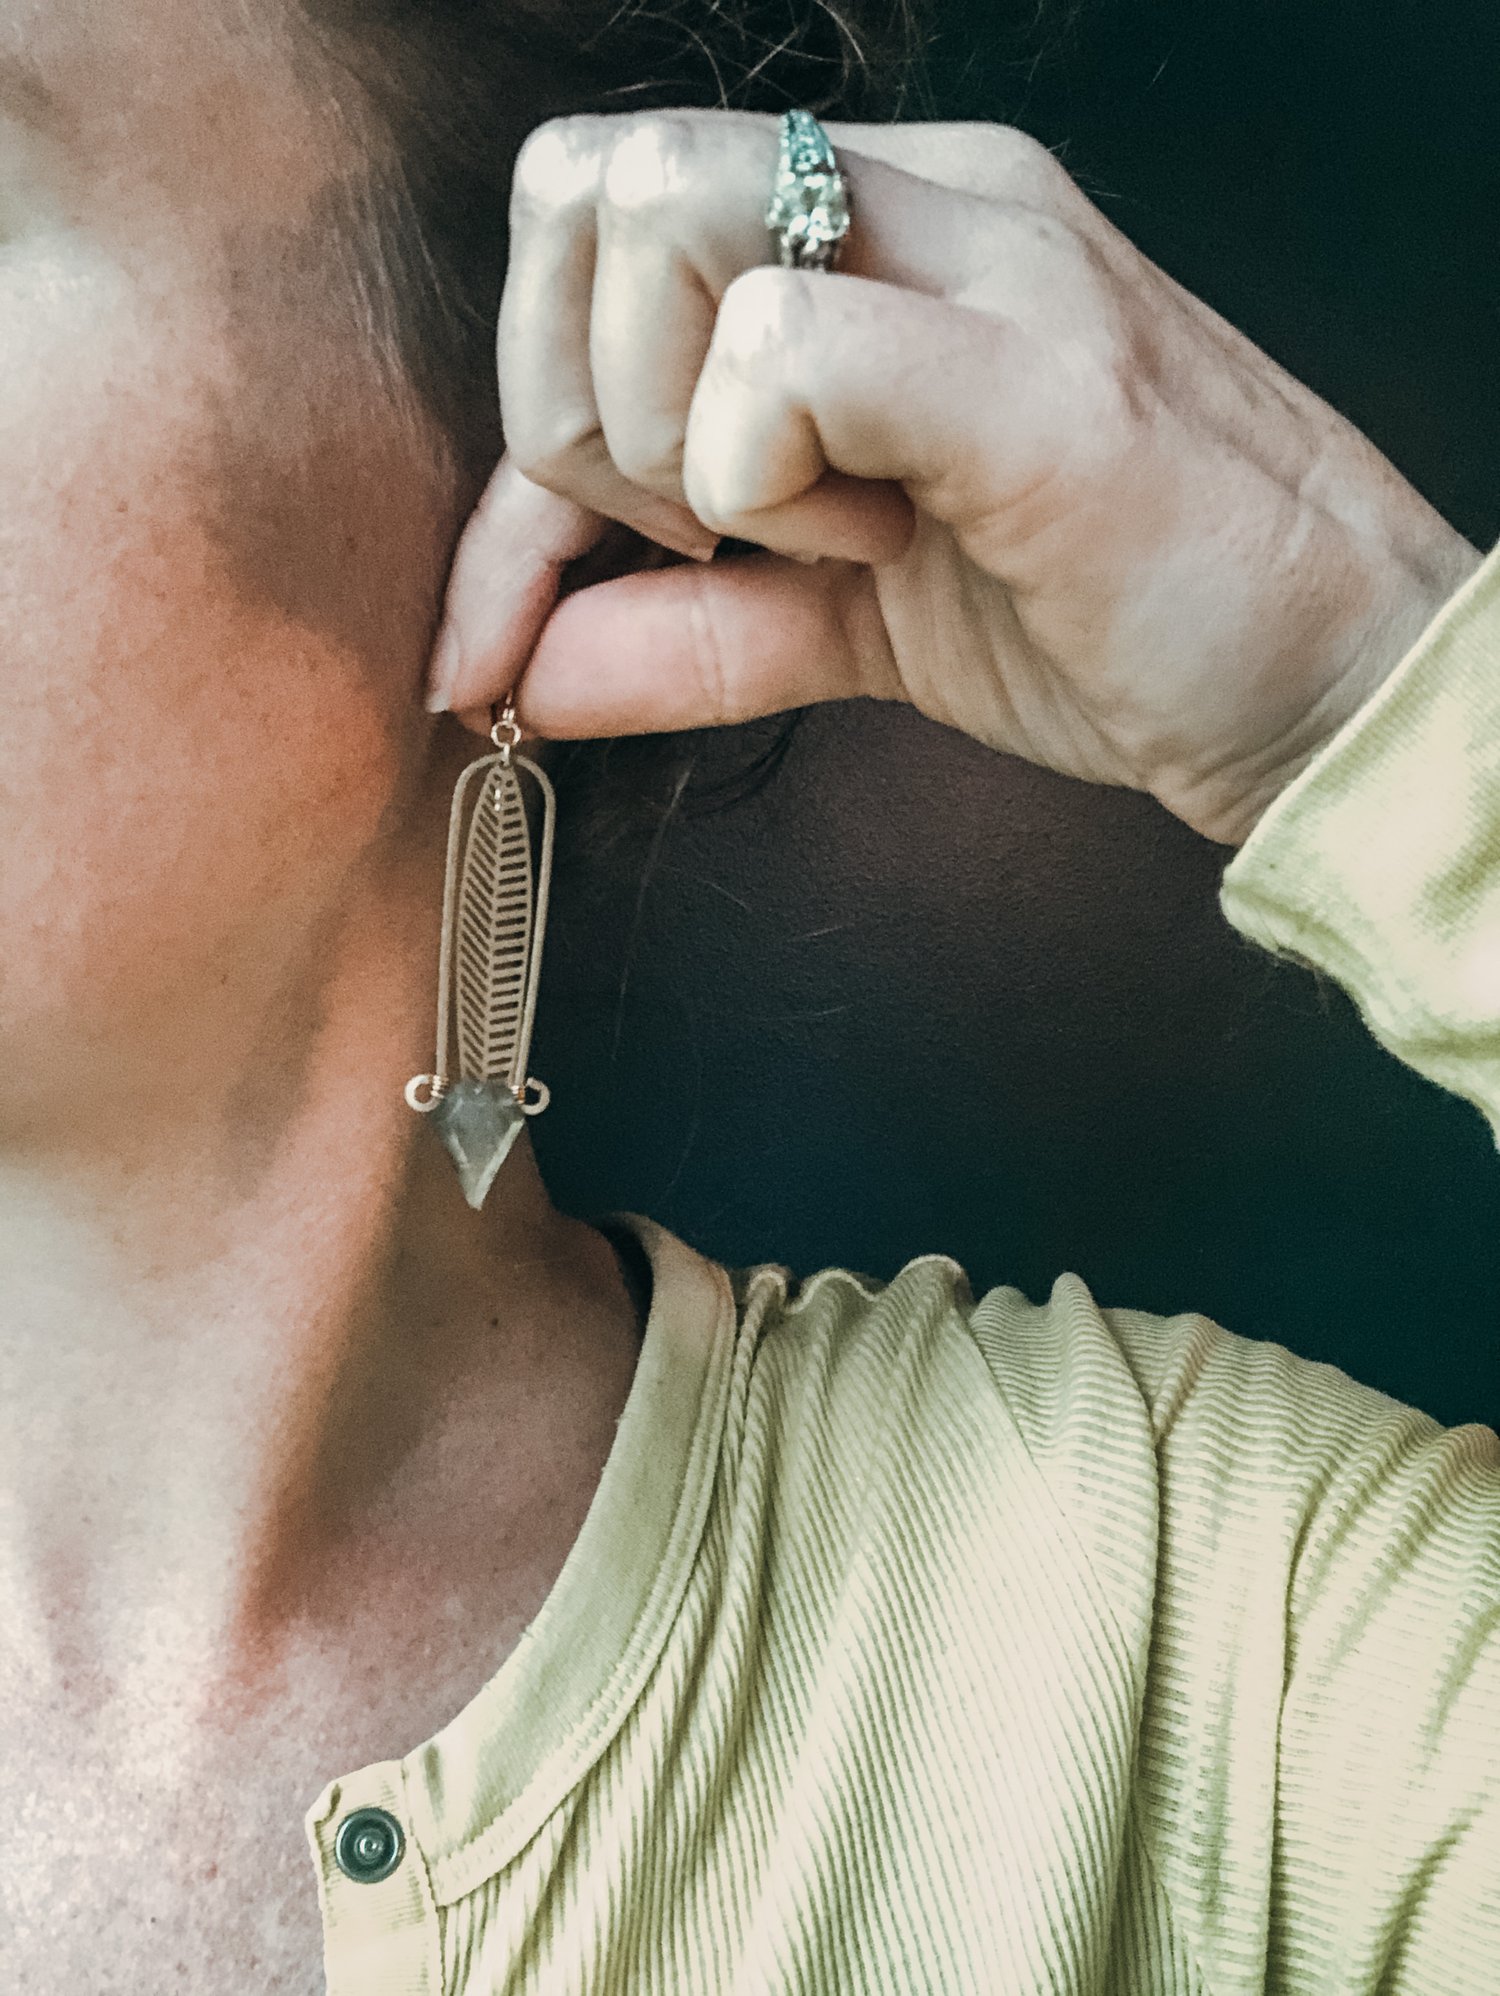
[679,419,747,535]
[713,265,811,373]
[505,408,601,489]
[966,122,1079,208]
[606,420,685,494]
[600,113,703,222]
[679,477,731,539]
[981,122,1053,170]
[511,115,605,220]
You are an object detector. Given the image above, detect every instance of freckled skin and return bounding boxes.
[0,1,459,1134]
[0,5,643,1987]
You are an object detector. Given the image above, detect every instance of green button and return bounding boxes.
[334,1806,405,1884]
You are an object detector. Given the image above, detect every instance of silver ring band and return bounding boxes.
[766,110,851,273]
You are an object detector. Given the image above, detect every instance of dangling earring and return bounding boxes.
[405,699,555,1209]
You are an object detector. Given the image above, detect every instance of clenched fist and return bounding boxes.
[425,111,1479,844]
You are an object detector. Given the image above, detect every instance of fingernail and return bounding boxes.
[651,517,720,563]
[424,627,460,712]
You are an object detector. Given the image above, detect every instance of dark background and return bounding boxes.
[531,0,1500,1429]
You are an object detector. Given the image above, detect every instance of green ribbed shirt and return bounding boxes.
[306,548,1500,1994]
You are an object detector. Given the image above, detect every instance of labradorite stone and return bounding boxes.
[431,1077,524,1210]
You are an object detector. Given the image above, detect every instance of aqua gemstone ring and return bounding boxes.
[765,110,851,273]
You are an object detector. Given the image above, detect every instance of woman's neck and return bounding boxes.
[0,840,640,1727]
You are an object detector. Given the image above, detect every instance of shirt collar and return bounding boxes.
[306,1215,736,1908]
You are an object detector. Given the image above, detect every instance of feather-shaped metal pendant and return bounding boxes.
[405,715,555,1210]
[453,756,536,1083]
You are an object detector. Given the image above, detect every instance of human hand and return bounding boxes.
[425,111,1480,844]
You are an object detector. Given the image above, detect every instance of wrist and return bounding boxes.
[1188,525,1483,848]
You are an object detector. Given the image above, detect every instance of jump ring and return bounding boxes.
[520,1077,551,1116]
[490,698,523,762]
[405,1073,448,1112]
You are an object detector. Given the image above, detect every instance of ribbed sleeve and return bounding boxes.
[1222,540,1500,1146]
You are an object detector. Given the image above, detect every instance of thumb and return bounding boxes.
[512,551,901,739]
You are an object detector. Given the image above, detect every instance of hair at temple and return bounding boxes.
[295,0,934,855]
